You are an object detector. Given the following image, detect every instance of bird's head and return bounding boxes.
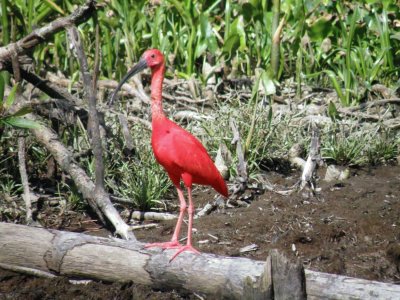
[142,49,165,69]
[108,48,165,105]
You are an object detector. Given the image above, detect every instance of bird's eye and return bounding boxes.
[151,54,155,59]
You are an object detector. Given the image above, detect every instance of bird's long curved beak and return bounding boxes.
[108,58,148,106]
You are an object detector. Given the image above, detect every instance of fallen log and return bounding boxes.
[1,222,399,299]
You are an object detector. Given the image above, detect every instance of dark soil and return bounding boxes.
[1,164,400,299]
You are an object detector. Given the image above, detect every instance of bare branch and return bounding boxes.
[4,64,83,106]
[0,0,96,70]
[67,26,104,189]
[11,26,33,225]
[230,118,247,194]
[66,25,135,240]
[18,137,33,224]
[299,124,321,192]
[10,93,135,240]
[117,113,134,152]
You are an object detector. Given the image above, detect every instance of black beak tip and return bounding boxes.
[107,58,148,107]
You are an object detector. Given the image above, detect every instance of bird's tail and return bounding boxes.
[213,175,229,198]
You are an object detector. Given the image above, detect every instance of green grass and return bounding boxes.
[1,0,398,105]
[0,0,399,213]
[322,123,398,166]
[105,123,172,211]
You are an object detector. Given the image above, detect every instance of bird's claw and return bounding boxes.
[169,245,200,262]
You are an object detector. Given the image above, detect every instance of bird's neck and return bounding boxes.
[151,64,166,120]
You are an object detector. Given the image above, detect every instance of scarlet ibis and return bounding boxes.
[110,49,228,260]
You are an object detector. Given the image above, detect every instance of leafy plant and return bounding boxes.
[105,126,172,211]
[321,124,398,166]
[0,82,40,130]
[366,130,398,165]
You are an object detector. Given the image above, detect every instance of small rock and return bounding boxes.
[198,240,210,244]
[324,165,350,182]
[239,244,259,253]
[239,191,254,202]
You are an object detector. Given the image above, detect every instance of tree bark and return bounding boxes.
[0,222,266,299]
[270,249,306,299]
[1,222,400,299]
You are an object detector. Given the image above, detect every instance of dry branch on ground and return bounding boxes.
[8,94,134,240]
[1,222,400,299]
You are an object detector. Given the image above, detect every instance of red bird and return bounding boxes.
[110,49,228,260]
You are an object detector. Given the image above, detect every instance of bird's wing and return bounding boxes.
[152,120,219,183]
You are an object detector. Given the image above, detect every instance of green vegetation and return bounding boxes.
[0,82,40,130]
[0,1,399,211]
[322,124,398,166]
[2,1,398,97]
[105,126,171,211]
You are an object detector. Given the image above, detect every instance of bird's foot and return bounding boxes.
[144,241,182,250]
[169,245,200,262]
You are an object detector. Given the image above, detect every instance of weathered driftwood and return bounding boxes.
[1,223,400,299]
[270,249,306,299]
[0,223,267,299]
[305,270,400,300]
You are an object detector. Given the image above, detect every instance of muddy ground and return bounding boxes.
[1,164,400,299]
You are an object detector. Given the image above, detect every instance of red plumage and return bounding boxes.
[111,49,228,261]
[152,116,228,197]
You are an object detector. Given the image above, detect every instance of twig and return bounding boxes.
[12,101,134,240]
[108,73,150,105]
[230,118,247,194]
[130,211,176,221]
[163,92,209,104]
[173,110,210,122]
[288,144,306,169]
[0,0,96,70]
[67,26,105,188]
[92,20,100,92]
[11,24,33,225]
[5,64,83,106]
[18,137,33,224]
[0,263,56,279]
[341,98,400,112]
[130,223,158,230]
[337,108,381,122]
[46,73,150,104]
[299,124,321,192]
[126,114,152,130]
[261,178,295,196]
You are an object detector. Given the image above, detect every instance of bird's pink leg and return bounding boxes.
[145,187,186,249]
[169,186,200,261]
